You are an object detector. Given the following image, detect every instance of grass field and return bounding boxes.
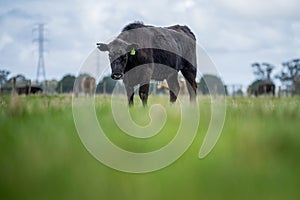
[0,94,300,200]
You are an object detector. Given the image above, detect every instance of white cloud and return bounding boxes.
[174,0,195,11]
[209,29,259,52]
[0,33,13,50]
[218,0,300,19]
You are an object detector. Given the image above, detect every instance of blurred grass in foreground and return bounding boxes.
[0,95,300,200]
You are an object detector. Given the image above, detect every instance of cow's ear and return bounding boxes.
[127,43,139,52]
[97,43,109,51]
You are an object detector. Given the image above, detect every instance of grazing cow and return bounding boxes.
[256,83,275,96]
[157,78,188,95]
[16,86,42,95]
[248,80,275,97]
[81,76,96,96]
[97,22,197,106]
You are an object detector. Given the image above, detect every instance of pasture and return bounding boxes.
[0,95,300,200]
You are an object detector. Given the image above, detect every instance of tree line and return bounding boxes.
[1,57,299,96]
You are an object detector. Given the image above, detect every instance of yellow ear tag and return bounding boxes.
[130,48,136,55]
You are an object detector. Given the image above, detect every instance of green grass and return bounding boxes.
[0,95,300,200]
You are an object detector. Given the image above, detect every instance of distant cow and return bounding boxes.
[157,78,188,95]
[256,83,275,96]
[16,86,42,95]
[248,80,275,97]
[97,22,197,106]
[81,76,96,96]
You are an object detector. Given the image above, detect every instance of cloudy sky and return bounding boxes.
[0,0,299,87]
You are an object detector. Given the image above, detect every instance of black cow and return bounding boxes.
[256,83,275,96]
[16,86,43,95]
[97,22,197,106]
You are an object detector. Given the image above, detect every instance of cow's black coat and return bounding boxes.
[16,86,42,95]
[98,22,197,106]
[255,84,275,96]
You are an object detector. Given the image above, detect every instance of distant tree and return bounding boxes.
[56,74,76,93]
[251,62,274,80]
[251,63,265,79]
[0,70,10,86]
[96,76,117,94]
[198,74,226,95]
[5,74,29,87]
[275,58,300,95]
[45,79,58,94]
[0,70,10,94]
[233,88,244,96]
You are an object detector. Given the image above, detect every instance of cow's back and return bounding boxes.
[166,25,196,41]
[120,22,197,69]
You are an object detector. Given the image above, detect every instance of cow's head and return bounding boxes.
[97,39,138,80]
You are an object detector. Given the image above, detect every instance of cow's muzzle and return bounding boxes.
[111,73,123,80]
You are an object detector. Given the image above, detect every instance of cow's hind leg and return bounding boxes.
[139,84,150,107]
[167,73,180,103]
[181,68,197,102]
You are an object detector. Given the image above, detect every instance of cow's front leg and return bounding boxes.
[139,84,150,107]
[125,84,134,106]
